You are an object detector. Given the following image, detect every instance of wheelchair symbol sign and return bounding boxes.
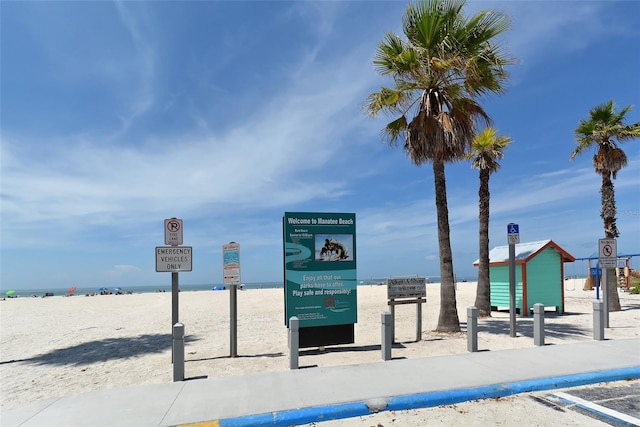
[507,223,519,244]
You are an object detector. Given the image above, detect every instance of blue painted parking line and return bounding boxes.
[208,367,640,427]
[552,392,640,426]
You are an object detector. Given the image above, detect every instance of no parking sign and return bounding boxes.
[598,238,617,268]
[164,218,183,246]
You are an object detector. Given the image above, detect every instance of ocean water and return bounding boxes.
[3,276,490,298]
[2,282,284,298]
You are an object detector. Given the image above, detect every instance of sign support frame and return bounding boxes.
[386,277,426,342]
[158,218,191,364]
[507,223,519,338]
[598,238,617,329]
[172,271,179,333]
[223,242,241,358]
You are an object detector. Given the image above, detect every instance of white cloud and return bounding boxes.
[494,2,637,61]
[0,33,382,249]
[112,1,156,135]
[2,1,638,288]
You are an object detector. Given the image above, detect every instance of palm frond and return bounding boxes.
[374,33,412,76]
[364,87,404,117]
[383,116,408,146]
[572,100,639,159]
[572,100,638,181]
[467,126,512,173]
[367,0,515,167]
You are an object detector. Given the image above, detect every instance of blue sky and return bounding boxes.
[1,1,639,291]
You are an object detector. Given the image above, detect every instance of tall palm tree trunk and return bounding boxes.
[601,175,621,311]
[475,168,491,316]
[433,160,461,332]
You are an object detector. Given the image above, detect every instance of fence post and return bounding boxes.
[467,306,478,352]
[381,312,392,361]
[533,303,545,346]
[289,316,299,369]
[593,300,605,341]
[172,323,185,382]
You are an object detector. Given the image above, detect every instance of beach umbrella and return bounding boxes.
[68,286,77,294]
[6,290,15,296]
[98,287,108,291]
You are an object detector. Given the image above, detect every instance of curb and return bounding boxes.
[192,366,640,427]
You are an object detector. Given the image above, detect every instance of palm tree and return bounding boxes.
[467,127,512,317]
[364,0,514,332]
[571,100,640,312]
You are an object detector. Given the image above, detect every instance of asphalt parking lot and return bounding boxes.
[540,379,640,426]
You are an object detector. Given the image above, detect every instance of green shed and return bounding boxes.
[473,239,575,316]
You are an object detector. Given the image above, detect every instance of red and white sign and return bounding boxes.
[598,238,617,268]
[164,218,183,246]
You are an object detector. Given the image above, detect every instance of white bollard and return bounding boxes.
[289,316,299,369]
[593,300,605,341]
[173,323,185,382]
[382,312,392,361]
[467,307,478,352]
[533,303,545,346]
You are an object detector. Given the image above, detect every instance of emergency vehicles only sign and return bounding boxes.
[156,246,192,272]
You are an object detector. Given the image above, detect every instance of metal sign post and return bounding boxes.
[598,238,617,329]
[602,268,608,329]
[223,242,241,357]
[507,223,520,338]
[164,218,184,332]
[155,245,193,331]
[590,267,601,300]
[172,271,179,327]
[157,218,192,363]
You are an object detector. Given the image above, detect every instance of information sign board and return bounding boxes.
[223,242,241,285]
[387,277,426,299]
[283,212,357,329]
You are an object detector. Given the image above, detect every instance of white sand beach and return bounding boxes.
[1,280,639,425]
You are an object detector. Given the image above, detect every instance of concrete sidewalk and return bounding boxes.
[2,339,639,427]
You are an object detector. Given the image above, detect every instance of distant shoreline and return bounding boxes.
[2,275,586,298]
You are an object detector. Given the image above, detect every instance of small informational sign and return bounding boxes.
[164,218,183,246]
[156,246,192,272]
[598,238,617,268]
[387,277,426,299]
[507,223,520,245]
[223,242,241,285]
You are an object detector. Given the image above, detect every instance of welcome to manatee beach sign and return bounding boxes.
[283,212,357,347]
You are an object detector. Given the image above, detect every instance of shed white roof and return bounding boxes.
[473,239,575,265]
